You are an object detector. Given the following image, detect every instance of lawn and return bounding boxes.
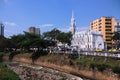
[0,63,20,80]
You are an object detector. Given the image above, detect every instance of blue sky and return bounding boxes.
[0,0,120,37]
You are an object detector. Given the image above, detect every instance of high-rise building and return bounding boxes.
[28,26,40,35]
[35,28,40,35]
[69,11,76,35]
[115,19,120,32]
[90,17,115,48]
[0,23,4,36]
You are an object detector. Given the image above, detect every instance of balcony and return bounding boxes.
[106,31,113,35]
[105,24,112,26]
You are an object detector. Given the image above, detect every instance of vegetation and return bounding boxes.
[76,56,119,72]
[0,28,72,64]
[0,63,20,80]
[0,52,4,62]
[0,28,72,52]
[112,31,120,49]
[43,28,72,45]
[112,66,120,76]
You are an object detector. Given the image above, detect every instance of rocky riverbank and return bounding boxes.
[4,61,83,80]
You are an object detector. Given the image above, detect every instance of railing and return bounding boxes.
[52,50,120,59]
[78,51,120,58]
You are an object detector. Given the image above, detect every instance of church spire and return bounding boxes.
[70,11,76,35]
[72,10,74,19]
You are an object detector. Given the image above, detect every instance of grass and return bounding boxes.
[0,63,20,80]
[75,56,120,67]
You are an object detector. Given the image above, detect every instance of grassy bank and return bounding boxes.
[0,63,20,80]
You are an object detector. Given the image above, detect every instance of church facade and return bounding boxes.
[71,30,106,51]
[70,12,106,51]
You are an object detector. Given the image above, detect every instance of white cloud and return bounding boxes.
[4,21,17,27]
[58,26,70,32]
[4,29,14,38]
[40,24,54,27]
[77,26,89,31]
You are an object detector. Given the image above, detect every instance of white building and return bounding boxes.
[71,30,106,51]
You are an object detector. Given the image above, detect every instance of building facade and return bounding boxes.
[71,30,106,51]
[115,19,120,32]
[90,17,115,48]
[69,11,76,35]
[0,23,4,36]
[28,27,40,35]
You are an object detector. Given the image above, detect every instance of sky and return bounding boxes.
[0,0,120,37]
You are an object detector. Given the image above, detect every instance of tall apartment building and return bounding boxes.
[90,17,115,49]
[0,23,4,36]
[28,27,40,35]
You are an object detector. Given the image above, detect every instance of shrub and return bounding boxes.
[112,66,120,74]
[69,59,74,65]
[9,51,20,61]
[90,62,108,72]
[96,64,108,72]
[90,62,96,70]
[0,53,4,62]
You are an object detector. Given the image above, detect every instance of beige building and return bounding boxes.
[90,17,115,49]
[28,26,40,35]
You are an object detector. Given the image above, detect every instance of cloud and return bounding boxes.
[40,24,54,27]
[58,26,70,32]
[4,29,14,38]
[77,26,89,31]
[4,21,17,27]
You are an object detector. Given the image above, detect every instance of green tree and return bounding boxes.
[0,36,13,52]
[112,31,120,49]
[57,32,72,45]
[43,28,61,40]
[10,34,25,50]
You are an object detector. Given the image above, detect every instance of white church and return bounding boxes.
[70,11,106,51]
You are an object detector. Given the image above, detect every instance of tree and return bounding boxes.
[112,31,120,49]
[10,31,49,52]
[43,28,61,40]
[10,34,25,50]
[0,36,13,52]
[57,32,72,45]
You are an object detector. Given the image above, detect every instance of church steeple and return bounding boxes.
[70,11,76,34]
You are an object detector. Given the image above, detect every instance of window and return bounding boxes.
[105,19,111,21]
[105,29,111,31]
[105,22,111,24]
[105,26,111,28]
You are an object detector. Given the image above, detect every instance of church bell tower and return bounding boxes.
[70,11,76,34]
